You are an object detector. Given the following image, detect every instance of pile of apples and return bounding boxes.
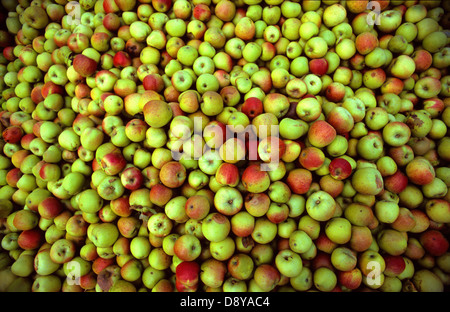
[0,0,449,293]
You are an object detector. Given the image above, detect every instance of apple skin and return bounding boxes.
[306,190,336,222]
[12,209,39,231]
[299,146,325,171]
[73,54,98,77]
[100,151,127,176]
[17,229,44,250]
[253,264,281,292]
[241,97,263,119]
[143,100,173,128]
[338,268,363,290]
[425,199,450,224]
[215,163,240,187]
[327,106,355,135]
[241,164,271,194]
[405,156,435,186]
[384,170,409,194]
[309,58,329,76]
[352,167,384,196]
[325,82,346,102]
[38,197,63,220]
[355,31,378,55]
[120,166,144,191]
[329,158,353,181]
[257,136,286,165]
[244,192,271,218]
[176,261,200,292]
[173,234,202,262]
[159,161,186,189]
[308,120,337,148]
[201,212,231,243]
[419,230,449,257]
[185,194,210,220]
[286,169,312,195]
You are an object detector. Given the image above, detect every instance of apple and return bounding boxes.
[73,54,97,77]
[304,37,328,59]
[388,55,416,81]
[299,146,325,171]
[173,234,202,262]
[382,121,411,147]
[405,156,435,186]
[313,267,337,292]
[285,78,308,100]
[306,191,336,222]
[329,158,353,181]
[18,229,44,250]
[420,230,449,257]
[159,161,187,189]
[201,212,231,243]
[120,166,144,191]
[286,168,312,195]
[412,269,444,292]
[355,32,379,55]
[143,100,173,129]
[38,197,63,220]
[244,192,270,218]
[352,166,384,196]
[176,261,200,292]
[12,209,39,231]
[308,120,337,148]
[214,186,243,216]
[253,264,280,292]
[296,96,322,122]
[241,164,271,194]
[274,249,303,278]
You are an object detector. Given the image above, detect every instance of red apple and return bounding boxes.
[113,51,132,68]
[176,261,200,292]
[215,163,240,187]
[383,255,406,277]
[384,170,409,194]
[159,161,186,188]
[241,163,271,194]
[241,97,263,119]
[286,168,313,195]
[325,82,346,102]
[299,146,325,171]
[309,58,329,76]
[110,196,132,218]
[2,126,23,144]
[143,73,165,92]
[73,54,98,78]
[329,158,353,180]
[185,194,210,220]
[337,268,362,290]
[419,230,449,257]
[308,120,337,148]
[101,152,128,176]
[17,229,44,250]
[38,197,63,220]
[120,166,144,191]
[149,183,173,207]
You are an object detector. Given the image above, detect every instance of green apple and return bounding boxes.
[306,191,336,222]
[90,223,119,248]
[275,249,303,278]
